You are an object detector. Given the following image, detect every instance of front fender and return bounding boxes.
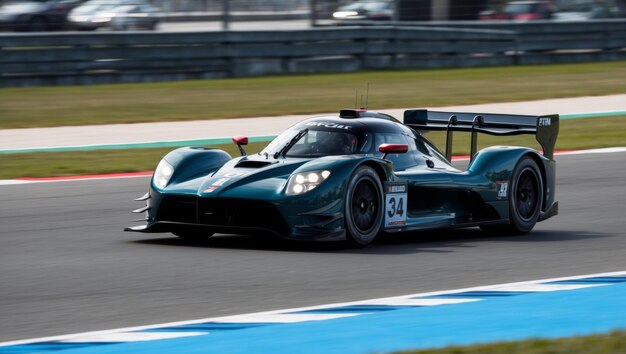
[157,147,231,188]
[279,156,392,239]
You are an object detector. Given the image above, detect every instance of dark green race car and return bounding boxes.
[126,108,559,246]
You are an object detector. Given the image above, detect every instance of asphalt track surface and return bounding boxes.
[1,151,625,343]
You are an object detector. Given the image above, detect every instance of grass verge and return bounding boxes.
[0,61,625,129]
[395,330,626,354]
[1,116,624,179]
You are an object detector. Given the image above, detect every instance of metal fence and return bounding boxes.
[0,20,625,87]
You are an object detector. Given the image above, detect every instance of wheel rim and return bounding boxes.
[516,168,539,221]
[351,179,379,234]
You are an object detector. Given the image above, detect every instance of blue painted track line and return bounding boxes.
[1,271,625,354]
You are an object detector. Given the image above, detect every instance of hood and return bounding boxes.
[161,149,369,199]
[196,155,308,197]
[169,153,364,198]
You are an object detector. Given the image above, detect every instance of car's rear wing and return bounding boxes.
[404,109,559,161]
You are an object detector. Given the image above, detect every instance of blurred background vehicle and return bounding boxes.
[67,0,158,30]
[329,0,491,22]
[553,0,617,20]
[332,0,393,21]
[479,0,556,20]
[109,3,158,30]
[0,0,83,31]
[2,0,626,32]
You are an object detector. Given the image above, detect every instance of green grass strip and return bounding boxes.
[1,115,624,179]
[1,61,625,129]
[0,136,276,154]
[395,330,626,354]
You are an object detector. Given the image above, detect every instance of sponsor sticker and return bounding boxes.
[384,182,408,229]
[203,186,218,193]
[211,178,229,186]
[305,122,352,130]
[539,117,551,126]
[224,172,246,178]
[496,180,509,199]
[203,177,231,193]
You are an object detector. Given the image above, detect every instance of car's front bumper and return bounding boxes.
[125,187,347,241]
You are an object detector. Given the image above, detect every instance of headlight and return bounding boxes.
[153,159,174,189]
[286,170,331,195]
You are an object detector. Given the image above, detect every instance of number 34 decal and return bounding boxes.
[384,182,408,229]
[387,197,404,218]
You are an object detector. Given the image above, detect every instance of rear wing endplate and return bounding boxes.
[404,109,559,161]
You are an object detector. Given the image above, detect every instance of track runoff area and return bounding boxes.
[0,148,625,352]
[1,106,625,351]
[0,270,625,353]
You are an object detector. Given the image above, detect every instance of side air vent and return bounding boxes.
[234,160,276,168]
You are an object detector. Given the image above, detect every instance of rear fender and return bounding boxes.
[468,146,554,214]
[468,146,538,178]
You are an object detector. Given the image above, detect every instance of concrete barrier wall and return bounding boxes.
[1,20,625,87]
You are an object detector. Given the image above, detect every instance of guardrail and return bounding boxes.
[1,20,625,87]
[372,19,626,64]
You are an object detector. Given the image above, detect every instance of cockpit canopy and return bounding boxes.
[261,128,366,157]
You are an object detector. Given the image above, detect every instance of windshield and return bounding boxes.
[261,128,370,157]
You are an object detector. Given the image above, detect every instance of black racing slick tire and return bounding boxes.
[345,166,384,246]
[482,156,544,235]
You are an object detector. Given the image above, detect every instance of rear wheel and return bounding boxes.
[345,166,384,246]
[482,156,543,235]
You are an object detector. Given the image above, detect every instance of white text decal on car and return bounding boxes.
[305,122,352,130]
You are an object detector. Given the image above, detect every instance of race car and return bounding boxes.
[126,108,559,246]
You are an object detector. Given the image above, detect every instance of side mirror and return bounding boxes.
[378,143,408,159]
[233,135,248,156]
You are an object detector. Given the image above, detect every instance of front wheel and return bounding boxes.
[482,156,543,235]
[345,166,384,246]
